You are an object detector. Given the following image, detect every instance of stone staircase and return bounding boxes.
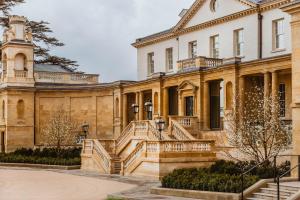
[110,155,122,174]
[247,182,300,200]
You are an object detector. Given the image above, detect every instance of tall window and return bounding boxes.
[273,19,284,50]
[279,83,286,117]
[166,48,173,71]
[147,52,154,75]
[210,35,220,58]
[234,29,244,57]
[188,41,197,58]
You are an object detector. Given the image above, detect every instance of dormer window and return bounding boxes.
[210,0,219,12]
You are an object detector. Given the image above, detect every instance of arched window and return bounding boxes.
[154,92,159,114]
[17,100,25,119]
[2,100,5,119]
[115,98,119,118]
[15,53,27,71]
[210,0,220,12]
[226,82,233,110]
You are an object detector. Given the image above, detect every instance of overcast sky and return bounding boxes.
[11,0,194,82]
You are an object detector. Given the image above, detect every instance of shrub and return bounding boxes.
[161,160,291,193]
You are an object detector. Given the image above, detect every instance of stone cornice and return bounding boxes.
[132,0,291,48]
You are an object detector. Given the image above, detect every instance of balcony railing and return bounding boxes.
[34,71,99,84]
[177,56,223,72]
[14,70,28,78]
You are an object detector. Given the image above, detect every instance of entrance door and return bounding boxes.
[168,86,178,116]
[185,96,194,116]
[1,132,4,153]
[210,81,221,129]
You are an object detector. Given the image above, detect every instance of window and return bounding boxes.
[273,19,284,50]
[147,52,154,75]
[166,48,173,71]
[210,35,220,58]
[279,83,286,117]
[188,41,197,58]
[234,29,244,57]
[210,0,219,12]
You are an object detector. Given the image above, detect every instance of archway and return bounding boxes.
[15,53,27,71]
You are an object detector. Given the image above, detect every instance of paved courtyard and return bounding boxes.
[0,168,135,200]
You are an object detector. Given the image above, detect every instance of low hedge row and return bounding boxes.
[0,147,81,166]
[162,160,290,193]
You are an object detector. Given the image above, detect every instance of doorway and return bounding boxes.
[1,132,5,153]
[168,86,178,116]
[185,96,194,116]
[210,81,221,129]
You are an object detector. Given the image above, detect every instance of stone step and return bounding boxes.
[260,188,295,196]
[246,198,266,200]
[268,183,300,192]
[253,192,289,200]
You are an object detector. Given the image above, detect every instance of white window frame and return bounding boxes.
[147,52,154,75]
[188,41,197,59]
[210,35,220,58]
[166,48,173,71]
[234,29,244,57]
[273,18,285,50]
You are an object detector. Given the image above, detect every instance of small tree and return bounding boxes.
[224,82,291,163]
[41,107,78,149]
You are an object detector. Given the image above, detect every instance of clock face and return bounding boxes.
[211,0,220,12]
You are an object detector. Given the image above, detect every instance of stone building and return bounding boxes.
[2,0,300,179]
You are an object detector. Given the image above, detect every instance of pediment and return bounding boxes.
[174,0,256,31]
[178,80,198,93]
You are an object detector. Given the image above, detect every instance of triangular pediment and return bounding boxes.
[174,0,256,31]
[178,80,198,93]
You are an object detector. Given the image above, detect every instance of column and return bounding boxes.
[122,94,128,129]
[239,76,245,119]
[139,92,144,121]
[272,71,279,100]
[203,81,210,130]
[282,2,300,177]
[135,92,139,120]
[163,87,169,121]
[264,72,271,99]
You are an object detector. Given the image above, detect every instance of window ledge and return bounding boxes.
[271,48,286,53]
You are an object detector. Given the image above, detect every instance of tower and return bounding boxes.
[1,15,34,87]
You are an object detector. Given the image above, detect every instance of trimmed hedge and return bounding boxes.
[162,160,291,193]
[0,147,81,166]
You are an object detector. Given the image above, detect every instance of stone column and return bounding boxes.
[239,76,245,118]
[163,87,169,121]
[264,72,271,99]
[282,2,300,177]
[122,94,128,129]
[272,71,279,100]
[203,81,210,130]
[139,92,144,121]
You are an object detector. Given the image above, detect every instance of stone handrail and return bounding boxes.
[14,70,28,78]
[121,139,215,175]
[177,56,223,72]
[83,139,112,173]
[169,118,196,140]
[34,71,99,84]
[169,116,198,128]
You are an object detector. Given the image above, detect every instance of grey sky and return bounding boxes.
[12,0,194,82]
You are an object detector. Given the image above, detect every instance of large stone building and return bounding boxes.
[2,0,300,178]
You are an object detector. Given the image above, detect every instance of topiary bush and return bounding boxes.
[161,160,291,193]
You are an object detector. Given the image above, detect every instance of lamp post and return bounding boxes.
[155,117,165,141]
[132,104,139,121]
[144,101,153,120]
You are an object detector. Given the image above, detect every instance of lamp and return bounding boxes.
[155,117,165,141]
[76,122,89,144]
[144,101,153,120]
[132,104,139,120]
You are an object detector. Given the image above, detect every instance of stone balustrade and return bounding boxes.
[14,70,28,78]
[177,56,223,72]
[34,71,99,84]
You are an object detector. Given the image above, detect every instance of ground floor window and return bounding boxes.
[279,83,286,117]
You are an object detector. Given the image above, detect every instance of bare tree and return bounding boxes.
[223,82,291,163]
[41,107,78,149]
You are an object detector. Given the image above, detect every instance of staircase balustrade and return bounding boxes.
[169,118,196,140]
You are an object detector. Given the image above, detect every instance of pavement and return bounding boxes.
[0,167,196,200]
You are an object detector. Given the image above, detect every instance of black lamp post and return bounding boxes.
[144,101,153,120]
[155,117,165,141]
[132,104,139,120]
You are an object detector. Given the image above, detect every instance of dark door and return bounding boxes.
[210,81,221,129]
[1,132,5,153]
[185,96,194,116]
[168,87,178,115]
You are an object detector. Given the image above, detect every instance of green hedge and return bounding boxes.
[161,160,290,193]
[0,147,81,166]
